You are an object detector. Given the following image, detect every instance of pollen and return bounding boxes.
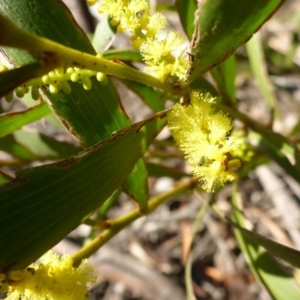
[3,251,96,300]
[168,92,243,192]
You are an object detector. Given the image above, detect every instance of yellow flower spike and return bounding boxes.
[97,0,124,23]
[141,31,189,81]
[4,251,96,300]
[146,13,168,38]
[120,0,149,33]
[96,0,189,82]
[168,92,243,192]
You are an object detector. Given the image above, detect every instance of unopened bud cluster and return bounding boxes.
[0,56,107,102]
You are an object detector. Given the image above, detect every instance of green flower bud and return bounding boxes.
[15,87,26,98]
[71,72,80,82]
[81,76,92,90]
[31,86,40,100]
[62,81,71,94]
[0,65,8,72]
[55,68,64,76]
[66,67,74,73]
[96,72,106,82]
[49,83,59,94]
[42,75,51,84]
[49,71,56,79]
[5,92,13,102]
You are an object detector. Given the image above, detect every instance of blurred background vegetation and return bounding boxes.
[1,0,300,299]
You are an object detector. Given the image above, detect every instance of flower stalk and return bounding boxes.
[0,13,184,95]
[72,177,199,266]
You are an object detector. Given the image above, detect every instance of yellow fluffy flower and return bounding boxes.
[2,251,96,300]
[120,0,149,32]
[141,31,189,81]
[168,92,242,192]
[146,13,168,38]
[98,0,149,32]
[97,0,124,23]
[97,0,190,82]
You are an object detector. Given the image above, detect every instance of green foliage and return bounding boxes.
[0,0,300,298]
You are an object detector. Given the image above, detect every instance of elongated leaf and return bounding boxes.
[92,16,115,53]
[122,159,149,212]
[210,54,236,104]
[0,135,36,161]
[0,170,11,185]
[120,79,165,112]
[1,0,149,213]
[0,131,79,161]
[189,75,219,97]
[175,0,197,39]
[0,115,164,272]
[189,0,283,81]
[246,32,279,116]
[231,186,300,299]
[147,162,188,179]
[255,131,300,182]
[0,102,50,138]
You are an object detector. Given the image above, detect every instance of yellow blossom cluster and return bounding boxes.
[168,92,243,192]
[1,251,96,300]
[95,0,190,82]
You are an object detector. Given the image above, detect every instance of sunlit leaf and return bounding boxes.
[210,55,236,104]
[189,0,283,81]
[231,185,300,299]
[0,0,150,213]
[175,0,197,39]
[0,115,164,272]
[0,102,50,138]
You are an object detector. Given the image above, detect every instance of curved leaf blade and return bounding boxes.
[175,0,197,39]
[189,0,283,81]
[0,115,164,272]
[1,0,149,213]
[231,186,300,299]
[0,102,50,138]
